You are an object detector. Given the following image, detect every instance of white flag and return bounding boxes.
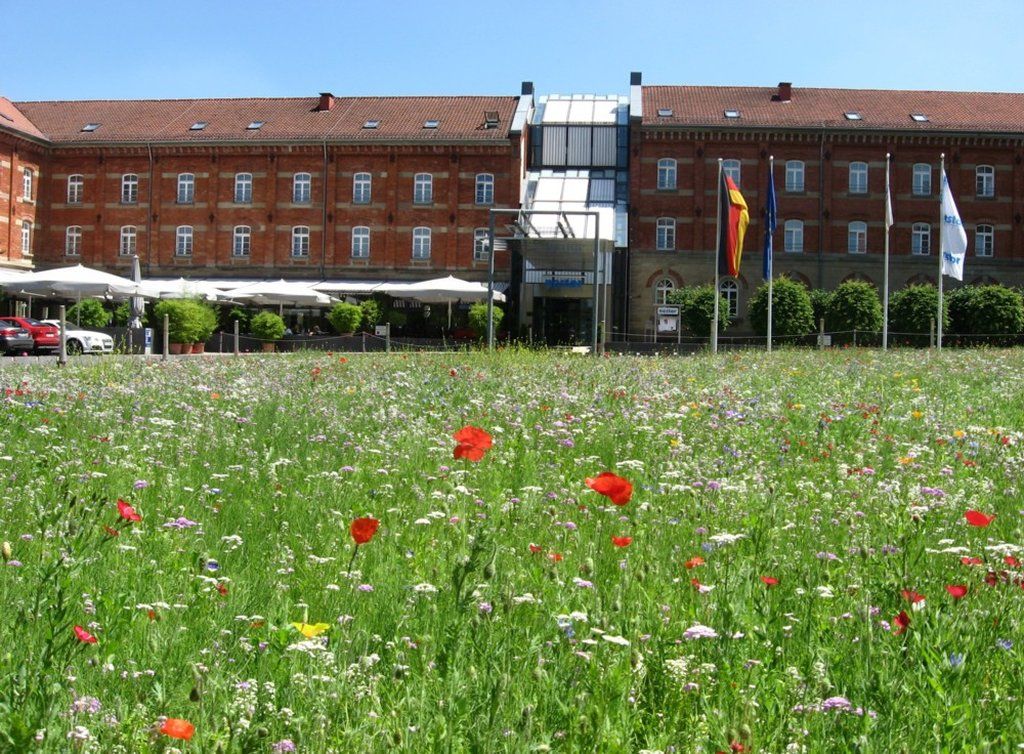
[939,168,968,280]
[885,182,893,231]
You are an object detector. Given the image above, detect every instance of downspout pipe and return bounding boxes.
[321,139,328,279]
[817,129,825,290]
[147,143,154,275]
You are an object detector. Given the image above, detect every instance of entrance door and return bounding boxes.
[536,297,591,346]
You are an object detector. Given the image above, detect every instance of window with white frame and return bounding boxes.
[353,172,371,204]
[119,226,137,256]
[232,226,251,257]
[722,159,741,186]
[67,174,84,204]
[65,226,82,256]
[234,173,253,203]
[473,228,489,261]
[912,163,931,196]
[975,224,994,257]
[121,174,139,204]
[847,221,867,254]
[352,226,370,258]
[412,227,431,259]
[976,165,995,198]
[175,225,193,257]
[849,161,868,194]
[719,278,739,317]
[177,173,195,204]
[656,218,676,251]
[21,221,31,255]
[291,226,310,257]
[784,219,804,253]
[785,160,805,192]
[475,173,494,205]
[293,173,312,204]
[657,158,677,190]
[911,222,931,255]
[413,173,433,204]
[22,168,32,201]
[654,277,675,305]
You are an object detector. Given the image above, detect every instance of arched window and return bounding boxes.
[911,222,931,255]
[785,160,804,192]
[473,228,489,261]
[175,225,193,257]
[177,173,195,204]
[65,226,82,256]
[784,220,803,253]
[912,163,931,196]
[352,226,370,258]
[232,226,251,257]
[67,174,84,204]
[722,159,741,186]
[292,173,312,203]
[412,227,431,259]
[234,173,253,203]
[848,162,868,194]
[656,218,676,251]
[353,172,372,204]
[657,158,677,190]
[719,279,739,318]
[976,165,995,198]
[847,221,867,254]
[475,174,494,205]
[291,226,310,257]
[975,224,994,257]
[654,277,675,305]
[119,226,137,256]
[413,173,433,204]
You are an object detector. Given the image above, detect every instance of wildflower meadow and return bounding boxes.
[0,349,1022,753]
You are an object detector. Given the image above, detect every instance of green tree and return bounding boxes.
[468,303,503,338]
[250,311,286,341]
[748,277,815,337]
[67,299,111,328]
[808,289,831,328]
[667,285,730,336]
[826,280,882,333]
[327,302,363,334]
[888,284,947,334]
[359,299,382,328]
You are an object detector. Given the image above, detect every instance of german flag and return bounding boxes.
[717,172,749,277]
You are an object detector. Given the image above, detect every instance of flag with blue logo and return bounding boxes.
[763,163,777,281]
[939,168,968,280]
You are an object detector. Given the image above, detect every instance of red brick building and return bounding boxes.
[1,92,529,285]
[629,78,1024,336]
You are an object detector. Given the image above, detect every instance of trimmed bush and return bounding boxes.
[950,284,1024,335]
[250,311,286,341]
[667,285,730,336]
[67,299,111,328]
[153,299,207,343]
[888,284,947,334]
[468,302,503,338]
[826,281,882,334]
[808,289,831,328]
[359,299,382,329]
[327,302,363,334]
[748,277,815,337]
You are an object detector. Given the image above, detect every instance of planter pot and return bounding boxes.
[192,342,206,354]
[168,342,186,355]
[261,342,276,353]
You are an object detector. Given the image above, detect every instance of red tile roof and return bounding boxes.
[643,85,1024,133]
[0,97,48,141]
[10,95,520,145]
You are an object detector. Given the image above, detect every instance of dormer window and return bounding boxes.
[724,109,740,119]
[247,121,264,130]
[910,113,929,122]
[81,123,101,132]
[423,119,440,129]
[844,112,863,121]
[657,108,673,117]
[484,111,500,128]
[190,121,208,131]
[363,120,380,129]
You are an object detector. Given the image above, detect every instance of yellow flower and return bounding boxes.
[898,456,914,465]
[953,429,966,439]
[911,410,924,420]
[291,622,330,638]
[669,438,680,448]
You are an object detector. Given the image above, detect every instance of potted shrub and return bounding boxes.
[468,302,503,340]
[154,299,203,354]
[328,302,363,335]
[67,298,113,328]
[190,301,218,354]
[251,311,286,352]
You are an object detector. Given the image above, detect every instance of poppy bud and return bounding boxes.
[256,726,269,738]
[189,686,201,702]
[521,705,534,724]
[1,542,10,562]
[612,599,622,612]
[739,724,752,739]
[483,562,495,580]
[581,558,594,576]
[532,667,546,681]
[468,666,478,682]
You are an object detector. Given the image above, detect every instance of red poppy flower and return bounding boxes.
[893,610,910,635]
[690,577,703,590]
[901,589,926,604]
[117,499,141,522]
[611,536,633,548]
[684,556,705,569]
[350,517,380,545]
[548,552,563,563]
[148,609,158,621]
[1004,556,1020,568]
[453,426,493,462]
[984,571,999,587]
[528,543,542,554]
[961,556,983,566]
[216,583,229,597]
[760,575,779,587]
[945,584,968,599]
[73,625,97,644]
[585,472,633,505]
[160,718,195,741]
[965,510,996,527]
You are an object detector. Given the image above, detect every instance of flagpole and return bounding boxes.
[767,156,774,354]
[937,153,944,352]
[883,153,891,351]
[712,159,723,354]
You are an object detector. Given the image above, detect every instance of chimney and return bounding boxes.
[777,82,792,102]
[521,81,534,96]
[630,71,642,86]
[317,92,335,112]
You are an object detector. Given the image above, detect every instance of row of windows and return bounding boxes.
[60,172,497,206]
[654,278,741,317]
[655,158,998,197]
[653,217,996,256]
[62,225,493,261]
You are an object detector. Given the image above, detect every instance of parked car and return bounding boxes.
[0,321,35,355]
[0,316,59,353]
[41,320,115,355]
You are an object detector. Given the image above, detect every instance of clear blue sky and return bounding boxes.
[7,0,1023,101]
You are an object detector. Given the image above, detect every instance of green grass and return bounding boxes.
[0,348,1022,752]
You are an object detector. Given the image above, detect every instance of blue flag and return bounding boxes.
[763,163,777,281]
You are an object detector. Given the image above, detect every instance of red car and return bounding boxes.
[0,316,60,353]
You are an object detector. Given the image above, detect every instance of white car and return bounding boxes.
[41,320,115,355]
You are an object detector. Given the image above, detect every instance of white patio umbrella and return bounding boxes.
[0,269,30,284]
[384,275,506,304]
[4,264,142,298]
[136,278,230,302]
[230,279,335,313]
